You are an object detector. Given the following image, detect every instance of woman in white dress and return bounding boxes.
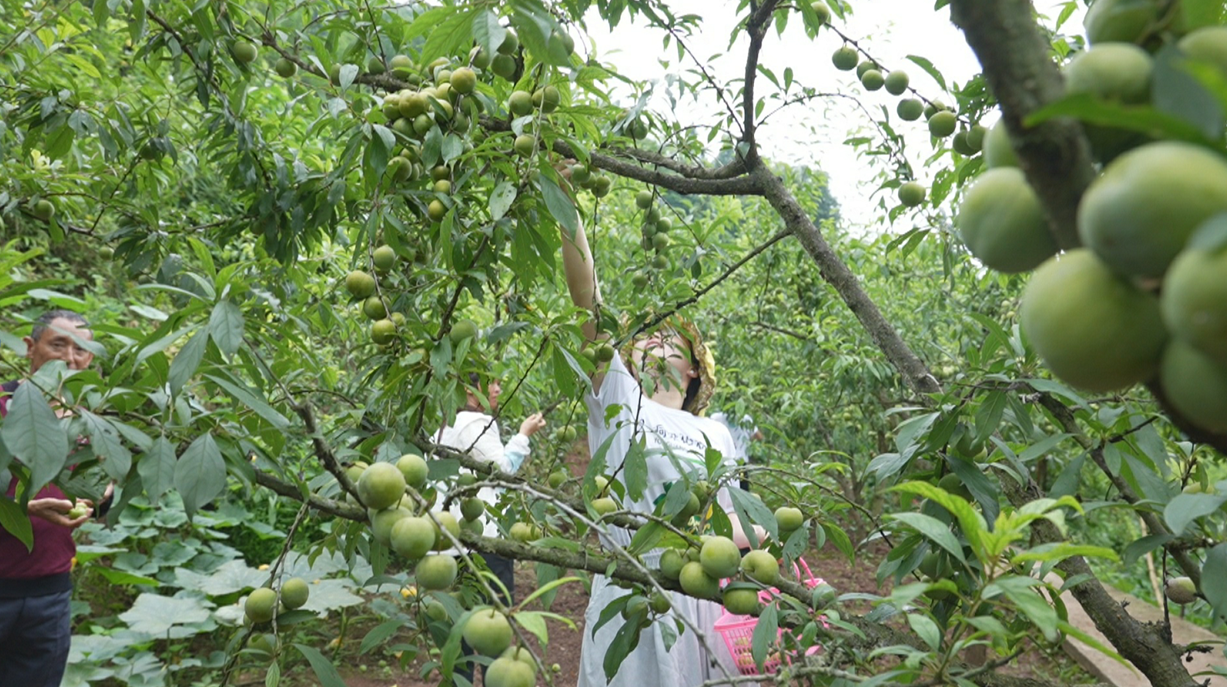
[559,210,755,687]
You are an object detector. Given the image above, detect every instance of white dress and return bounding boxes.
[577,356,742,687]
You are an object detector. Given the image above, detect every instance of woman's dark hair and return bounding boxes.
[681,341,701,411]
[465,372,491,411]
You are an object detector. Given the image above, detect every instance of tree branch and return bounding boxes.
[741,0,781,151]
[999,475,1195,687]
[748,163,940,394]
[948,0,1093,250]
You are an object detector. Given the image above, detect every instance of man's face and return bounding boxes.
[24,318,95,373]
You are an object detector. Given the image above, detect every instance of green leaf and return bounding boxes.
[1122,533,1176,566]
[888,512,965,563]
[1025,92,1214,145]
[174,433,226,517]
[603,614,643,680]
[512,610,549,644]
[489,181,517,221]
[906,613,942,651]
[1166,492,1227,536]
[538,175,579,235]
[730,486,779,545]
[1188,213,1227,253]
[81,412,132,481]
[209,300,244,356]
[168,328,207,395]
[293,644,348,687]
[472,10,507,57]
[892,481,987,557]
[139,437,177,504]
[1153,43,1225,140]
[119,593,211,637]
[360,620,403,655]
[1002,584,1058,642]
[204,374,290,429]
[906,54,946,91]
[1,382,69,492]
[517,576,582,609]
[751,602,778,670]
[974,391,1008,442]
[94,567,159,587]
[0,496,32,550]
[1203,543,1227,618]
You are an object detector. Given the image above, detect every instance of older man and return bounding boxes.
[0,310,99,687]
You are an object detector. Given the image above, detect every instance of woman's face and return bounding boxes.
[630,329,697,390]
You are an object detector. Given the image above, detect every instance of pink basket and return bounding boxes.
[714,559,825,676]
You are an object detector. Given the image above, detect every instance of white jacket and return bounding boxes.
[434,411,531,543]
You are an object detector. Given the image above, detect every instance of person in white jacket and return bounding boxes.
[435,372,546,685]
[434,373,547,598]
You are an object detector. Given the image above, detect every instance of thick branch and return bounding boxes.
[748,163,940,395]
[1034,392,1203,588]
[1000,476,1196,687]
[605,145,747,180]
[741,0,781,149]
[948,0,1094,250]
[252,469,365,520]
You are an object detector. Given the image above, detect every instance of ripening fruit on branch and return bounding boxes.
[486,654,536,687]
[1020,249,1168,393]
[463,609,514,657]
[1160,341,1227,434]
[898,181,926,207]
[1179,27,1227,79]
[860,69,884,91]
[371,319,397,345]
[740,549,780,585]
[391,516,436,560]
[983,120,1018,168]
[450,319,478,343]
[357,462,407,510]
[449,67,477,94]
[31,199,55,221]
[700,536,742,578]
[371,506,412,547]
[245,588,278,623]
[897,99,924,121]
[957,168,1057,274]
[396,453,429,488]
[927,111,957,138]
[775,506,802,534]
[1165,576,1198,605]
[231,40,258,64]
[415,554,458,590]
[809,1,831,25]
[884,70,909,95]
[345,270,376,299]
[1084,0,1164,45]
[1162,237,1227,364]
[274,58,297,78]
[508,90,533,116]
[1077,141,1227,279]
[831,46,858,71]
[679,561,720,599]
[280,577,310,610]
[722,586,760,616]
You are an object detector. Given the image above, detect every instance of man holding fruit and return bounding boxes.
[0,310,109,687]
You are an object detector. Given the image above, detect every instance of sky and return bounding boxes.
[581,0,1082,233]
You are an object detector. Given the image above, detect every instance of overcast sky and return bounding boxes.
[582,0,1082,233]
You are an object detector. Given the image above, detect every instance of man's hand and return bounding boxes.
[29,498,92,529]
[519,413,547,438]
